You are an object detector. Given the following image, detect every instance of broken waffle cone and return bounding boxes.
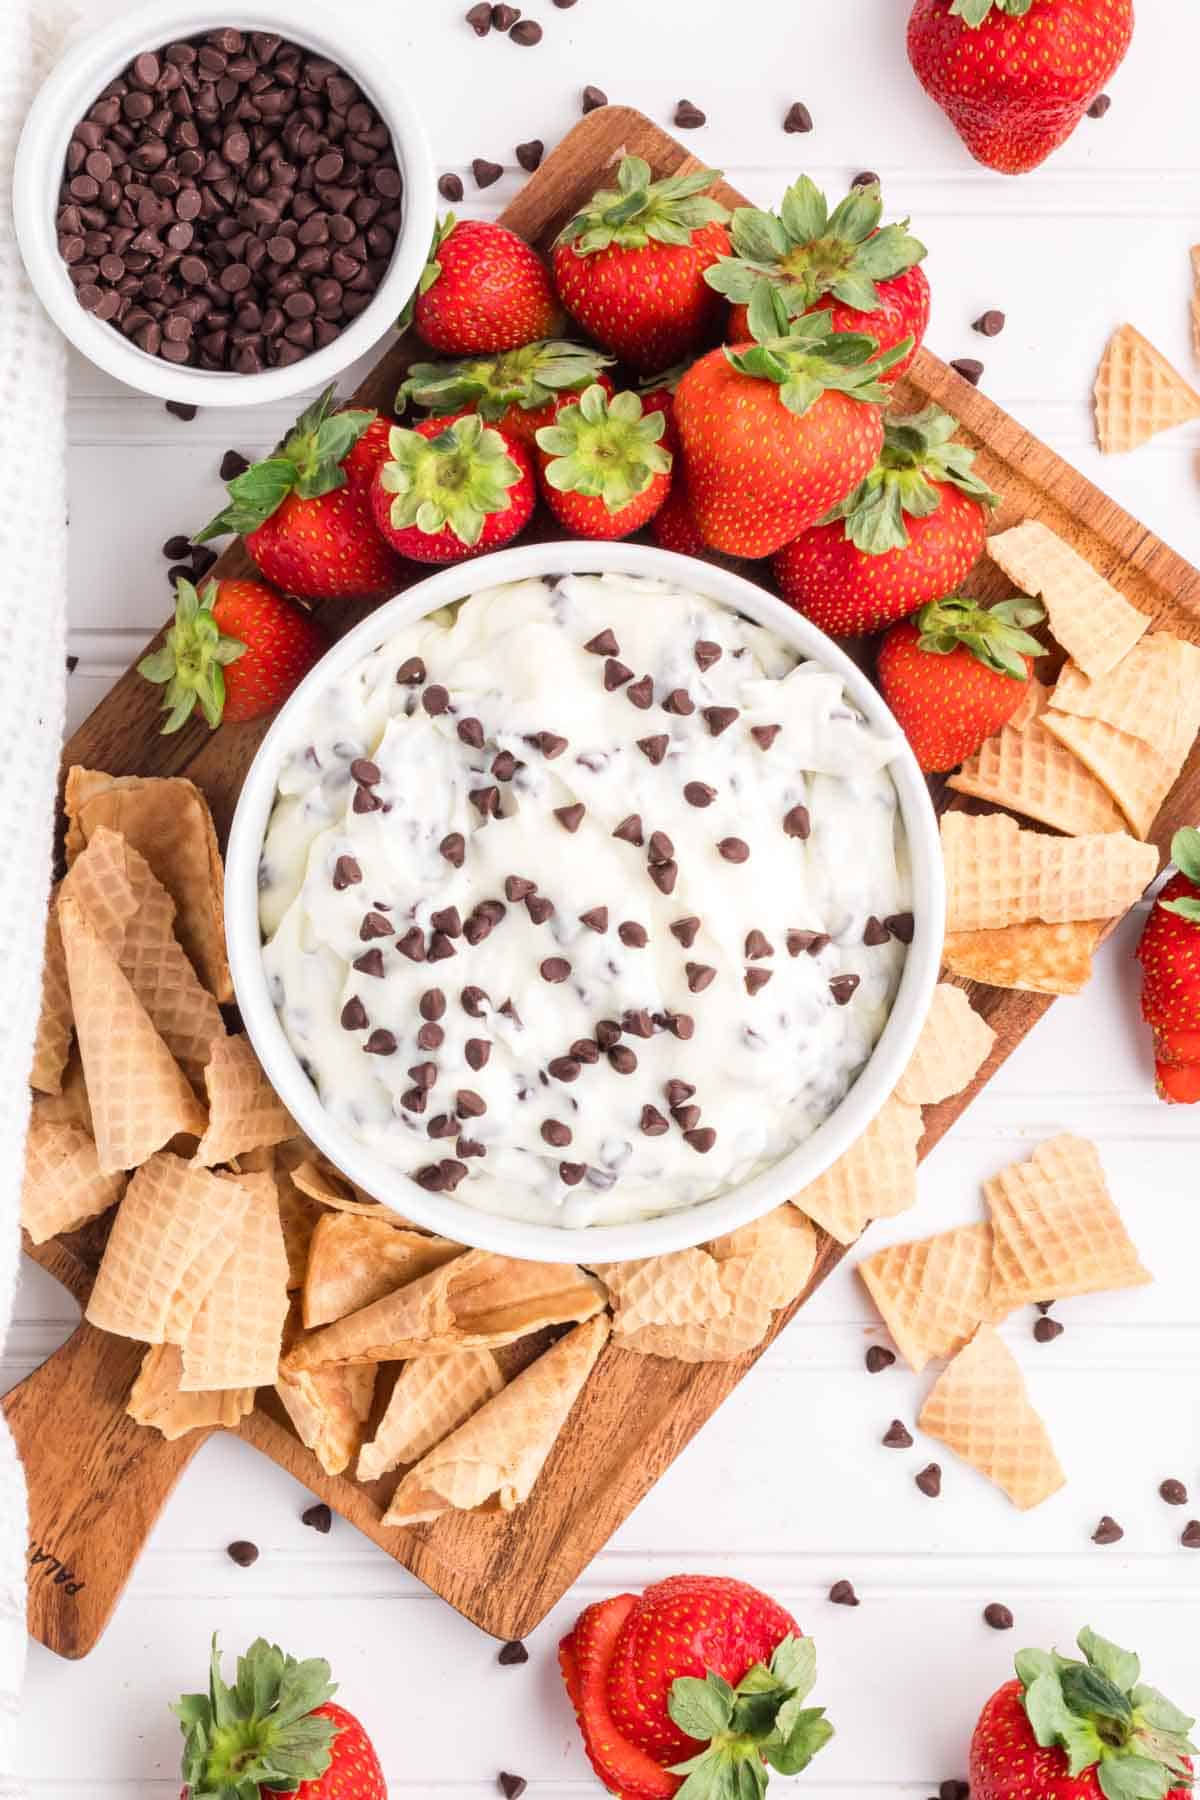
[195,1035,296,1167]
[29,892,72,1095]
[858,1222,995,1374]
[985,1134,1151,1316]
[128,1343,253,1440]
[706,1204,818,1311]
[285,1149,421,1223]
[275,1338,377,1477]
[1192,247,1200,359]
[1007,677,1052,733]
[987,521,1148,679]
[942,919,1103,996]
[941,811,1157,934]
[894,983,997,1108]
[275,1161,326,1291]
[1094,322,1200,455]
[1041,711,1178,841]
[598,1248,731,1336]
[65,767,230,1000]
[303,1212,462,1329]
[58,894,206,1174]
[180,1171,290,1390]
[34,1047,93,1134]
[615,1266,776,1364]
[85,1151,250,1343]
[284,1249,606,1369]
[357,1349,506,1482]
[790,1095,924,1246]
[383,1314,609,1527]
[949,719,1128,838]
[21,1101,126,1244]
[1050,634,1200,766]
[919,1324,1066,1510]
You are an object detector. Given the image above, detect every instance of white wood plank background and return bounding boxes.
[11,0,1200,1793]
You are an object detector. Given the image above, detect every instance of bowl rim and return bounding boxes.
[12,0,437,407]
[226,540,946,1263]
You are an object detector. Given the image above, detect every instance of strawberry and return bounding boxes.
[174,1637,385,1800]
[1157,1061,1200,1104]
[907,0,1135,176]
[969,1626,1194,1800]
[196,387,403,603]
[1155,1025,1200,1067]
[535,383,672,539]
[672,290,898,558]
[408,214,562,353]
[370,414,535,564]
[551,156,731,375]
[1136,831,1200,1099]
[637,377,732,562]
[561,1576,833,1798]
[398,340,614,447]
[876,594,1045,772]
[771,405,999,634]
[139,577,325,730]
[709,175,930,380]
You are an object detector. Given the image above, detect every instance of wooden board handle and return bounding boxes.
[2,1322,210,1658]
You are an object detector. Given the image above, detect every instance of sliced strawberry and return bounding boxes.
[1156,1059,1200,1104]
[560,1596,679,1800]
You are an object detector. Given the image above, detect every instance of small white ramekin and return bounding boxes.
[226,541,945,1264]
[13,0,436,407]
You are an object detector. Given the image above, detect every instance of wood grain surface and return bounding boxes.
[11,105,1200,1659]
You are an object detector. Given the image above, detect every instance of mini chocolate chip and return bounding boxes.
[685,961,716,993]
[431,906,462,939]
[751,724,781,750]
[462,986,489,1018]
[703,705,738,736]
[595,1020,622,1049]
[623,1008,654,1039]
[416,1163,447,1190]
[973,309,1006,337]
[438,173,465,201]
[492,2,519,24]
[638,733,669,764]
[784,101,814,133]
[515,139,544,171]
[618,920,648,947]
[464,1039,491,1072]
[684,782,716,807]
[548,1056,581,1083]
[581,85,608,113]
[555,802,585,832]
[162,534,192,561]
[584,627,618,655]
[440,833,466,867]
[418,989,446,1022]
[364,1028,398,1057]
[397,928,427,962]
[915,1463,942,1498]
[829,1579,859,1606]
[427,1114,456,1138]
[829,974,860,1005]
[350,758,381,787]
[684,1126,716,1153]
[560,1160,586,1184]
[422,684,450,715]
[744,930,774,960]
[302,1502,332,1534]
[505,876,537,902]
[402,1087,429,1115]
[650,860,678,895]
[472,158,503,188]
[885,912,915,944]
[1088,92,1112,118]
[540,956,571,983]
[950,357,984,386]
[851,170,880,189]
[882,1420,913,1448]
[526,894,555,924]
[609,1045,638,1074]
[535,730,568,758]
[640,1104,669,1136]
[579,906,608,932]
[227,1540,259,1566]
[499,1774,527,1799]
[674,99,706,129]
[865,1346,895,1374]
[333,854,362,890]
[1183,1522,1200,1548]
[498,1639,529,1666]
[353,949,385,978]
[694,639,722,670]
[457,1088,486,1118]
[165,402,197,421]
[408,1062,437,1090]
[648,830,674,864]
[783,804,811,839]
[663,688,694,715]
[984,1603,1014,1631]
[492,750,519,782]
[626,675,654,709]
[940,1786,970,1800]
[717,837,749,863]
[863,916,890,946]
[672,1104,701,1131]
[604,657,633,689]
[340,997,368,1031]
[465,3,492,32]
[613,813,644,846]
[398,656,427,685]
[745,967,773,995]
[458,1138,486,1159]
[1033,1316,1064,1343]
[470,786,500,816]
[510,19,542,43]
[541,1118,572,1147]
[1161,1479,1189,1506]
[665,1080,696,1108]
[353,787,382,815]
[667,1012,695,1040]
[1092,1515,1124,1545]
[571,1039,600,1063]
[360,910,392,940]
[417,1023,444,1050]
[671,917,701,949]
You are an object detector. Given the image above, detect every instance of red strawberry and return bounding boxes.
[1155,1025,1200,1067]
[561,1575,832,1798]
[907,0,1135,176]
[398,340,614,446]
[139,577,325,730]
[196,387,404,602]
[174,1637,385,1800]
[551,156,731,375]
[772,405,999,634]
[409,214,562,353]
[369,414,535,563]
[876,594,1045,772]
[639,379,734,562]
[535,383,672,539]
[673,296,896,558]
[970,1627,1194,1800]
[1136,832,1200,1096]
[712,176,930,380]
[1157,1061,1200,1104]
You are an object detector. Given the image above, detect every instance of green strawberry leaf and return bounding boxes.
[823,401,998,552]
[379,416,521,546]
[729,206,790,264]
[1080,1630,1141,1696]
[762,1705,834,1776]
[1016,1649,1058,1688]
[777,174,829,246]
[672,1749,768,1800]
[950,0,1036,21]
[138,579,246,735]
[768,1634,816,1699]
[1159,896,1200,922]
[1062,1666,1134,1729]
[669,1672,737,1741]
[557,156,729,253]
[1170,826,1200,887]
[1098,1756,1175,1800]
[173,1637,337,1800]
[1133,1687,1198,1739]
[1025,1671,1107,1776]
[400,341,612,421]
[535,382,670,511]
[914,595,1044,679]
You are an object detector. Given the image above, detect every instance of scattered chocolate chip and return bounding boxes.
[515,139,544,172]
[359,910,392,941]
[741,930,772,961]
[534,730,568,758]
[851,170,880,189]
[694,639,722,671]
[1088,92,1112,118]
[581,85,608,114]
[499,1776,527,1800]
[882,1420,913,1449]
[685,961,716,993]
[663,688,694,715]
[584,627,618,655]
[915,1463,942,1498]
[398,657,428,685]
[1092,1515,1124,1545]
[613,813,644,846]
[416,1163,447,1190]
[540,956,571,983]
[350,758,381,788]
[352,949,385,978]
[647,830,674,864]
[684,782,716,808]
[510,19,543,44]
[784,101,814,133]
[1033,1316,1064,1343]
[671,917,701,949]
[783,804,811,840]
[407,1061,437,1091]
[491,3,519,26]
[498,1639,528,1667]
[470,786,500,817]
[417,1023,444,1050]
[165,402,197,422]
[559,1161,586,1185]
[456,1088,486,1118]
[865,1346,895,1374]
[973,309,1006,337]
[618,920,648,948]
[672,1103,701,1131]
[333,855,362,890]
[548,1056,581,1083]
[604,657,633,689]
[650,860,678,895]
[667,1012,694,1040]
[984,1603,1014,1631]
[885,912,915,944]
[301,1502,332,1534]
[640,1104,669,1136]
[505,876,537,902]
[227,1540,259,1566]
[466,2,493,31]
[162,533,192,560]
[829,1579,859,1606]
[684,1127,716,1153]
[863,916,890,947]
[396,928,427,962]
[555,802,585,832]
[352,786,382,816]
[829,974,860,1006]
[1183,1522,1200,1548]
[702,705,739,737]
[788,929,829,957]
[579,906,608,932]
[750,724,781,750]
[609,1045,638,1075]
[541,1118,572,1147]
[571,1038,600,1063]
[1161,1479,1189,1506]
[438,173,465,201]
[595,1020,622,1049]
[717,837,749,863]
[461,986,489,1017]
[674,99,706,129]
[950,357,984,386]
[492,750,519,782]
[638,733,669,764]
[340,997,368,1031]
[665,1079,695,1107]
[219,448,249,481]
[472,158,503,188]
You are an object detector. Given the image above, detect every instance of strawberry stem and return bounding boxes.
[724,286,903,417]
[137,579,245,734]
[195,386,374,542]
[556,156,729,255]
[822,405,999,553]
[378,416,522,546]
[536,384,671,511]
[399,340,612,421]
[174,1636,337,1800]
[914,594,1045,679]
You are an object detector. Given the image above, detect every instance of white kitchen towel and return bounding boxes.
[0,0,72,1785]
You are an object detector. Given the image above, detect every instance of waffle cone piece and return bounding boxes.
[1050,634,1200,762]
[86,1152,250,1342]
[180,1171,290,1390]
[284,1249,606,1370]
[1041,711,1177,840]
[941,811,1157,933]
[987,521,1148,678]
[790,1096,924,1246]
[985,1134,1151,1316]
[942,919,1103,995]
[303,1213,462,1329]
[21,1101,126,1244]
[35,1048,93,1134]
[275,1160,326,1290]
[384,1315,609,1527]
[357,1350,506,1482]
[1094,323,1200,454]
[706,1205,818,1311]
[65,767,230,1000]
[615,1269,776,1363]
[128,1343,254,1440]
[949,719,1127,838]
[276,1357,377,1476]
[858,1223,995,1373]
[29,893,72,1095]
[895,983,997,1108]
[58,895,206,1173]
[286,1151,421,1224]
[599,1249,730,1336]
[61,828,224,1090]
[195,1035,296,1166]
[1192,247,1200,358]
[919,1324,1066,1510]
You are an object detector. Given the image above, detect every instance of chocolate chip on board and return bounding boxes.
[865,1346,895,1374]
[301,1501,332,1533]
[882,1419,913,1449]
[984,1603,1014,1631]
[784,101,814,133]
[438,173,465,201]
[973,309,1006,337]
[497,1639,529,1666]
[1160,1479,1189,1506]
[1092,1515,1124,1545]
[950,358,985,386]
[226,1540,259,1566]
[581,85,608,114]
[915,1463,942,1498]
[499,1776,528,1800]
[828,1579,859,1606]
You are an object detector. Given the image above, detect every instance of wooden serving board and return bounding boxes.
[9,106,1200,1662]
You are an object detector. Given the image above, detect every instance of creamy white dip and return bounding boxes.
[258,573,912,1227]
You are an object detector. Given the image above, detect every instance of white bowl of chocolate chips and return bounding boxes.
[13,1,435,406]
[227,542,945,1265]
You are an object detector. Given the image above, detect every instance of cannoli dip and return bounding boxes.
[258,573,913,1227]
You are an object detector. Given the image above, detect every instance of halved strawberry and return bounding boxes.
[560,1596,679,1800]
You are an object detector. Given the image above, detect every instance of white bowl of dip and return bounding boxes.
[226,541,944,1263]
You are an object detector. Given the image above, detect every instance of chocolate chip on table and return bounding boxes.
[1033,1316,1064,1343]
[438,173,465,202]
[915,1463,942,1498]
[828,1579,859,1606]
[882,1420,913,1449]
[161,533,191,560]
[784,101,814,133]
[302,1501,332,1533]
[940,1785,970,1800]
[466,3,493,33]
[165,401,197,421]
[499,1776,527,1800]
[1092,1515,1124,1545]
[950,358,985,386]
[1160,1479,1189,1506]
[674,100,706,129]
[973,309,1006,337]
[515,139,544,171]
[984,1603,1014,1631]
[498,1639,529,1666]
[472,158,504,188]
[219,449,249,481]
[1183,1522,1200,1549]
[865,1346,895,1374]
[851,170,880,189]
[226,1540,259,1566]
[66,654,79,674]
[581,85,608,114]
[491,2,520,24]
[510,20,543,44]
[1088,92,1112,118]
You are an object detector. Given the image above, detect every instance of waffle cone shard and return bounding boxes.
[180,1171,290,1390]
[987,521,1148,678]
[357,1350,505,1482]
[276,1163,326,1291]
[949,719,1127,838]
[275,1357,377,1476]
[858,1223,995,1373]
[1050,634,1200,767]
[29,894,73,1095]
[1094,323,1200,454]
[1191,247,1200,359]
[21,1102,126,1244]
[303,1212,462,1329]
[599,1248,731,1336]
[919,1324,1066,1510]
[942,919,1102,995]
[616,1267,776,1363]
[284,1249,606,1369]
[895,983,997,1108]
[128,1343,253,1440]
[384,1315,609,1527]
[286,1151,420,1223]
[86,1151,249,1343]
[941,811,1156,933]
[706,1204,818,1310]
[195,1035,296,1167]
[1041,710,1177,840]
[985,1134,1151,1315]
[790,1096,924,1246]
